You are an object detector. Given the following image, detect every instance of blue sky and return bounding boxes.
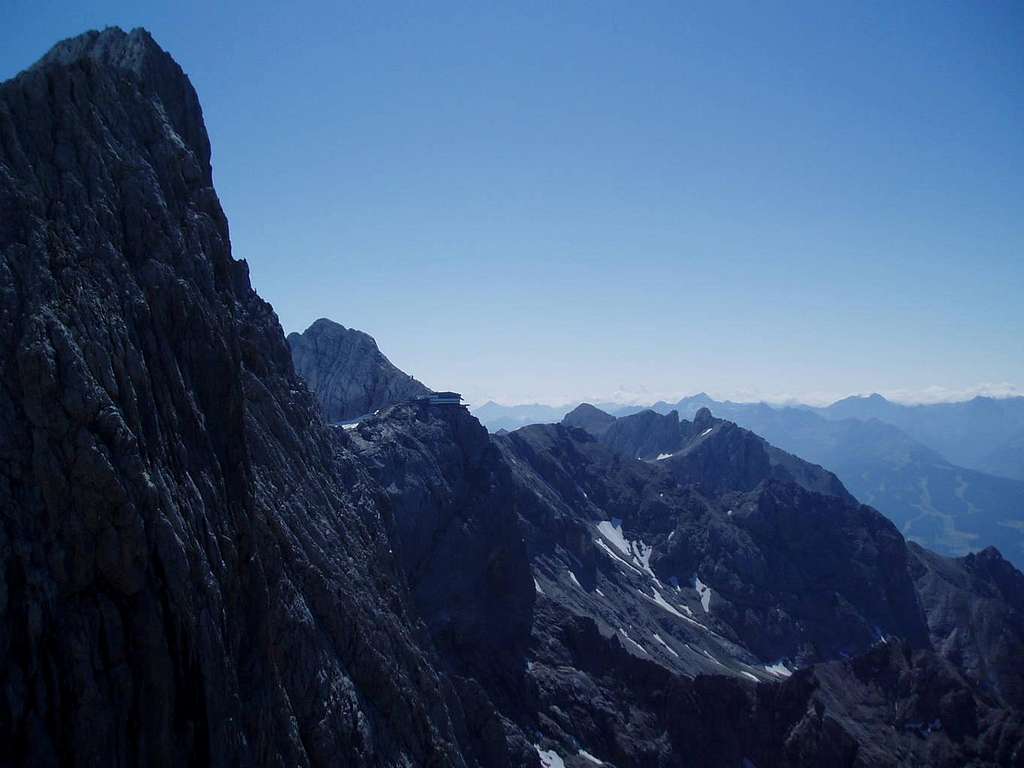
[4,1,1022,405]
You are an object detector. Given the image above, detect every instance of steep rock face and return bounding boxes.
[0,28,470,767]
[288,318,430,422]
[787,642,1024,768]
[909,544,1024,708]
[342,404,536,761]
[601,408,683,459]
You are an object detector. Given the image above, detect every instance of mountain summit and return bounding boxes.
[562,402,617,435]
[288,318,430,421]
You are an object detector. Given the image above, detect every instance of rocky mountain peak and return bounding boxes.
[288,317,431,422]
[561,402,615,435]
[601,408,681,459]
[303,317,379,347]
[34,27,162,77]
[30,27,212,182]
[693,405,714,428]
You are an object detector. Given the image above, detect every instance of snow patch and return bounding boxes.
[596,519,631,556]
[596,519,657,580]
[699,427,713,438]
[765,661,792,678]
[652,632,680,658]
[694,574,712,612]
[740,670,760,682]
[656,452,673,460]
[535,746,565,768]
[534,578,545,595]
[594,539,643,575]
[341,422,360,430]
[578,749,603,764]
[567,570,582,588]
[618,627,648,656]
[641,587,690,620]
[701,648,724,666]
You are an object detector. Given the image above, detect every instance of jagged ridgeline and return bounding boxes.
[1,27,1023,768]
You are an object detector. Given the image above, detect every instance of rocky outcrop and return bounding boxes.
[288,318,430,422]
[909,543,1024,708]
[0,28,471,767]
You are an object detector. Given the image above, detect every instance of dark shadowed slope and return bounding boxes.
[288,317,430,422]
[348,401,1024,765]
[0,28,477,766]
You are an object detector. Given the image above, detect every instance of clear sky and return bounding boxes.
[4,1,1023,406]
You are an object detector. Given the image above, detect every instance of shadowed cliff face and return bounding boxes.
[909,543,1024,707]
[0,27,476,767]
[2,26,1023,768]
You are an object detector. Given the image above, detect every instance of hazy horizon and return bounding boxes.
[468,382,1023,410]
[5,1,1022,408]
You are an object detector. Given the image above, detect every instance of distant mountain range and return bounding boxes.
[479,393,1024,481]
[557,397,1024,569]
[814,393,1024,482]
